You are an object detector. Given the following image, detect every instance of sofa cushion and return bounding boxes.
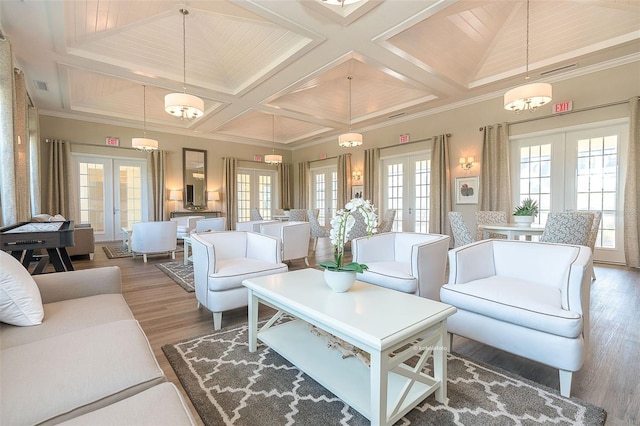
[0,251,44,326]
[0,293,134,349]
[440,275,582,339]
[1,319,165,425]
[209,259,288,291]
[58,383,196,426]
[356,261,417,293]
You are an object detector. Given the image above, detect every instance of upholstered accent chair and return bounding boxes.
[260,221,311,266]
[170,215,205,239]
[352,232,450,300]
[540,213,594,246]
[250,208,263,221]
[191,231,288,330]
[287,209,307,222]
[377,209,396,233]
[307,209,330,252]
[573,211,602,279]
[194,217,227,233]
[449,211,475,247]
[346,210,369,241]
[441,239,593,397]
[130,221,178,262]
[475,211,508,241]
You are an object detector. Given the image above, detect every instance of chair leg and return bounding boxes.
[171,250,176,260]
[559,370,573,397]
[304,256,309,267]
[213,312,223,330]
[312,237,318,252]
[143,253,148,263]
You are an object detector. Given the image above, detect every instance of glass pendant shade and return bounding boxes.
[132,137,158,152]
[164,92,204,119]
[504,83,552,113]
[338,132,363,147]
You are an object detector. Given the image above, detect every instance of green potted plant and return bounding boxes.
[513,198,539,226]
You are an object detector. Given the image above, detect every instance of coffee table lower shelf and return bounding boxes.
[258,319,439,423]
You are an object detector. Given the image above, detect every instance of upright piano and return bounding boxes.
[0,221,75,274]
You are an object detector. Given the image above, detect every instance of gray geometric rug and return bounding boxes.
[162,321,606,426]
[156,261,195,292]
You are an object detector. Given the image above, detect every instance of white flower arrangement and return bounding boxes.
[318,197,377,272]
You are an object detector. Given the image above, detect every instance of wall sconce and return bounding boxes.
[459,156,475,170]
[169,190,183,212]
[352,170,362,181]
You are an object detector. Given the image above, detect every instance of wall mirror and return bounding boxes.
[183,148,207,210]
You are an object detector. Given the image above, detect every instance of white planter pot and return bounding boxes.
[323,270,357,293]
[513,215,534,226]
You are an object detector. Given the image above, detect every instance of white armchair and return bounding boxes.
[130,221,178,262]
[191,232,288,330]
[170,216,205,239]
[235,220,278,232]
[351,232,450,300]
[259,221,311,266]
[194,217,227,233]
[440,239,592,397]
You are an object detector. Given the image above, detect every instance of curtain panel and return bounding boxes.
[223,157,238,230]
[13,69,31,221]
[624,96,640,268]
[28,105,41,216]
[147,150,166,221]
[297,161,310,209]
[480,123,512,214]
[46,140,77,220]
[0,39,16,226]
[337,153,351,207]
[363,148,379,207]
[278,163,293,210]
[429,134,451,235]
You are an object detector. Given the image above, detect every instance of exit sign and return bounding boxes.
[399,134,410,144]
[553,101,573,114]
[105,137,119,146]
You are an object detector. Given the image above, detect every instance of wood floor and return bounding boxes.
[71,239,639,425]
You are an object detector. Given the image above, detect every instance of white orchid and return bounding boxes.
[318,197,377,272]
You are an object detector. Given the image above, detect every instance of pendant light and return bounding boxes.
[504,0,552,113]
[164,9,204,120]
[338,76,363,148]
[132,85,158,152]
[265,114,283,165]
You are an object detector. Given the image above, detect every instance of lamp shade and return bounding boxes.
[264,154,283,165]
[338,132,363,148]
[164,93,204,119]
[132,137,158,152]
[207,191,220,201]
[504,83,552,113]
[169,190,183,201]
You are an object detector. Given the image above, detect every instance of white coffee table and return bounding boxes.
[243,269,457,426]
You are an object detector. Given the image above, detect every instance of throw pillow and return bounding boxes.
[50,214,67,222]
[0,251,44,326]
[31,214,52,223]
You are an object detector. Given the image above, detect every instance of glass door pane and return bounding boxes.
[311,167,337,226]
[236,169,277,222]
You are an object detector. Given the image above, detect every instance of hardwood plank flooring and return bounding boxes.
[70,240,639,425]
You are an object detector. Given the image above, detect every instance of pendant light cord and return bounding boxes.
[525,0,530,80]
[181,9,188,93]
[348,76,353,131]
[142,85,147,137]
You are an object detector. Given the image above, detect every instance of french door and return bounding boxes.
[310,166,337,226]
[381,152,431,232]
[511,120,628,264]
[73,155,148,242]
[236,168,277,222]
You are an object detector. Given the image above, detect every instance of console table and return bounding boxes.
[169,211,222,219]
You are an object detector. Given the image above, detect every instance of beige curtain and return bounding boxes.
[337,153,351,207]
[480,123,512,214]
[13,69,30,221]
[363,148,379,206]
[624,96,640,268]
[46,140,77,220]
[148,150,166,221]
[29,105,41,216]
[429,134,451,234]
[278,163,293,209]
[223,157,237,230]
[297,161,310,209]
[1,38,17,226]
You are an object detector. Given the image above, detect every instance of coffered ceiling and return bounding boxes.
[1,0,639,150]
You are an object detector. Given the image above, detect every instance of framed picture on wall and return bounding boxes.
[352,185,364,199]
[455,176,479,205]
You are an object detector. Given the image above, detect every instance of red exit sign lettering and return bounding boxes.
[105,137,119,146]
[553,101,573,114]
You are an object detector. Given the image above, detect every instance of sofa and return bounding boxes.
[440,239,592,397]
[0,251,196,425]
[191,231,288,330]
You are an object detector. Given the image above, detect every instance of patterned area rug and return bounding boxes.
[102,243,132,259]
[156,261,195,292]
[163,321,606,426]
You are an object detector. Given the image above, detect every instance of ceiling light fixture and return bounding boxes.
[504,0,552,113]
[338,76,363,148]
[164,9,204,120]
[265,114,283,165]
[132,85,159,152]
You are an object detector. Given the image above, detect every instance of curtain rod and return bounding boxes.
[45,138,149,152]
[479,99,630,131]
[380,134,451,150]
